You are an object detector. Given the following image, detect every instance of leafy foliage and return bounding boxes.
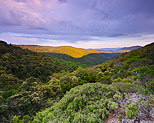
[0,41,85,122]
[99,42,154,93]
[33,83,120,123]
[0,74,21,90]
[0,41,81,82]
[46,52,121,66]
[125,104,139,119]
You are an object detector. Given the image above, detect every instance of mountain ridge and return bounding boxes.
[46,52,122,66]
[17,45,101,58]
[113,46,142,53]
[94,46,142,53]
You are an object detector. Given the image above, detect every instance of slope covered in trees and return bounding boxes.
[0,41,84,82]
[18,45,122,66]
[0,41,86,122]
[0,41,154,122]
[103,42,154,89]
[33,42,154,123]
[18,45,101,58]
[46,52,121,66]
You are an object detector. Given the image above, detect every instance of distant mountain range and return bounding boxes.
[94,46,142,53]
[17,45,101,58]
[114,46,142,53]
[93,48,121,52]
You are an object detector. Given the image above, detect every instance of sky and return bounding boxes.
[0,0,154,48]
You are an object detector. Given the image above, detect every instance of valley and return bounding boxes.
[0,41,153,123]
[1,1,154,122]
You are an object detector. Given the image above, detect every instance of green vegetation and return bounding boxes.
[0,41,82,82]
[0,41,154,122]
[33,83,120,123]
[118,114,122,121]
[101,42,154,93]
[18,45,121,66]
[0,41,85,122]
[125,104,139,119]
[46,52,121,66]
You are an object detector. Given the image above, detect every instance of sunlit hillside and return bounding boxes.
[18,45,101,58]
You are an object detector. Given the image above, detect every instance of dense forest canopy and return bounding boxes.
[45,52,121,66]
[0,41,84,82]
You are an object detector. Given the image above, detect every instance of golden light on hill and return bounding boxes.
[18,45,101,58]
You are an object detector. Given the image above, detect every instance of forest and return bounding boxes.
[45,52,121,66]
[0,41,154,123]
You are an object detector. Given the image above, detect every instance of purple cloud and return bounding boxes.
[0,0,154,47]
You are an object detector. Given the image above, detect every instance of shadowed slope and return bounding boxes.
[46,52,122,66]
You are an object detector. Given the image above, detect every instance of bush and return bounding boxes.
[112,81,143,93]
[118,114,122,121]
[21,77,41,91]
[0,74,21,90]
[33,83,120,123]
[12,115,31,123]
[125,104,139,119]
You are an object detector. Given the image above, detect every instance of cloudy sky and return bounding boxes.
[0,0,154,48]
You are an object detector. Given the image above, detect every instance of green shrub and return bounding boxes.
[113,77,122,82]
[12,115,21,123]
[141,96,153,111]
[107,101,118,110]
[112,81,143,93]
[118,114,122,121]
[138,88,152,95]
[125,104,139,119]
[33,83,120,123]
[0,104,8,114]
[12,115,31,123]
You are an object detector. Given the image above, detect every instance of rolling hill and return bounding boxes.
[94,46,142,53]
[113,46,142,53]
[17,45,101,58]
[17,45,121,66]
[0,41,83,82]
[47,52,122,66]
[94,48,121,52]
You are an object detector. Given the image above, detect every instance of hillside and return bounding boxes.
[0,41,85,82]
[0,41,87,122]
[18,45,101,58]
[46,52,122,66]
[33,42,154,123]
[94,48,121,52]
[94,46,142,53]
[113,46,142,53]
[1,41,154,123]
